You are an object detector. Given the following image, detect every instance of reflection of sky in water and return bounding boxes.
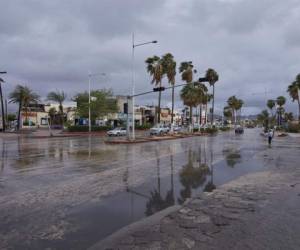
[0,130,268,249]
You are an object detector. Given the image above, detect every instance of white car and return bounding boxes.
[107,127,127,136]
[150,126,169,135]
[172,125,182,132]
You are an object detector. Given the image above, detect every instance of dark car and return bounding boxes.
[235,126,244,134]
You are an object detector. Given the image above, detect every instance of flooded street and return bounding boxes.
[0,129,269,249]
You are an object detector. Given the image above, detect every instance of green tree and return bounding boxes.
[267,99,275,116]
[205,68,219,124]
[223,106,232,121]
[287,75,300,123]
[161,53,176,124]
[284,112,293,122]
[194,83,208,126]
[180,83,198,129]
[73,89,117,124]
[179,61,196,83]
[47,90,66,125]
[9,85,39,129]
[257,109,269,131]
[48,107,57,126]
[145,56,164,124]
[276,96,286,126]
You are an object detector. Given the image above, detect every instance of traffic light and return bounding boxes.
[198,77,208,82]
[153,87,165,92]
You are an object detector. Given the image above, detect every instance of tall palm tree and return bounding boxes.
[179,61,196,83]
[161,53,176,124]
[47,90,66,125]
[0,77,5,131]
[9,85,39,129]
[236,99,244,123]
[287,78,300,123]
[195,83,208,126]
[180,83,198,130]
[223,106,232,122]
[205,68,219,125]
[227,96,243,126]
[145,56,164,124]
[276,96,286,126]
[203,93,212,124]
[267,99,275,116]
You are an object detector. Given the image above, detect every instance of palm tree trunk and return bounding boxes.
[205,104,208,124]
[200,104,203,125]
[0,83,5,131]
[189,106,193,132]
[59,103,63,126]
[297,98,300,124]
[158,82,161,124]
[211,84,215,125]
[17,101,22,130]
[171,85,174,124]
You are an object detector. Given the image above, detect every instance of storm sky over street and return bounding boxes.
[1,0,300,115]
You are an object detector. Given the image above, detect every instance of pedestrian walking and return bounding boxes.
[268,129,274,146]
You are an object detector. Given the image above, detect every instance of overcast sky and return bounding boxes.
[1,0,300,115]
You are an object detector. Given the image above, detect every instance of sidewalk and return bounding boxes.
[90,141,300,250]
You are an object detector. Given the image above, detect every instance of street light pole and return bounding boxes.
[88,72,91,133]
[131,33,157,140]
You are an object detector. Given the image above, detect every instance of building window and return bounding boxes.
[41,118,48,125]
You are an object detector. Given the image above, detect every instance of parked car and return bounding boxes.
[173,125,182,132]
[150,126,169,135]
[235,126,244,134]
[107,127,127,136]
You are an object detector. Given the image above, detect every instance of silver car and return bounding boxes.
[107,127,127,136]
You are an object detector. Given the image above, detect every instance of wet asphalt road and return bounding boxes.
[0,129,272,249]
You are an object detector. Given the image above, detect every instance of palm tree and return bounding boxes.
[205,68,219,125]
[194,83,208,127]
[203,93,212,124]
[227,96,238,126]
[180,83,198,130]
[236,99,244,123]
[161,53,176,125]
[284,112,293,122]
[9,85,39,130]
[145,56,164,124]
[0,77,5,131]
[287,77,300,123]
[257,110,269,131]
[47,90,66,126]
[223,106,232,122]
[276,96,286,126]
[267,99,275,116]
[179,61,196,83]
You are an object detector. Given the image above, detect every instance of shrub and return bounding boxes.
[285,123,300,133]
[205,127,218,134]
[219,126,230,131]
[67,125,112,132]
[135,124,152,130]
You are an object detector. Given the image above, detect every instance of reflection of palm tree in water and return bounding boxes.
[204,140,216,192]
[178,148,210,204]
[145,148,175,216]
[223,148,242,168]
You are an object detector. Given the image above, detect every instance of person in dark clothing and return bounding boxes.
[268,129,274,145]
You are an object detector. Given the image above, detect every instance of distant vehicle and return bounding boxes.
[150,126,169,135]
[107,127,127,136]
[235,126,244,134]
[173,125,182,132]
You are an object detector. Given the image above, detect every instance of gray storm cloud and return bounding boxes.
[1,0,300,115]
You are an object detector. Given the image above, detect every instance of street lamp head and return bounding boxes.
[0,71,7,74]
[152,40,158,44]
